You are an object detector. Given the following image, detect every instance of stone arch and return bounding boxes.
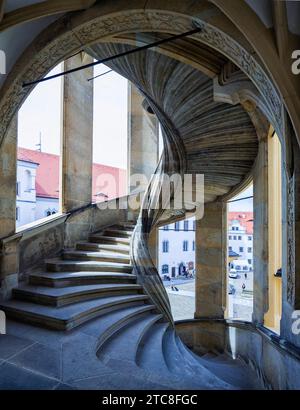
[0,4,293,160]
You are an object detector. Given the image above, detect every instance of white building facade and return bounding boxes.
[16,159,39,227]
[16,158,59,228]
[228,215,253,270]
[158,218,195,278]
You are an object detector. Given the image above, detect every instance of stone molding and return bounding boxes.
[0,9,284,150]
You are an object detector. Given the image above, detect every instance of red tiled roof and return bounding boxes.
[17,147,127,201]
[228,211,253,235]
[18,148,60,199]
[92,163,127,202]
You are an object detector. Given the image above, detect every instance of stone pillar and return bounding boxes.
[0,116,17,238]
[148,227,158,268]
[195,201,227,319]
[127,83,159,193]
[0,116,19,300]
[253,133,269,324]
[61,53,94,213]
[264,132,282,331]
[280,127,300,348]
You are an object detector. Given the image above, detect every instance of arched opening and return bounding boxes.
[92,63,128,204]
[226,185,254,321]
[16,63,62,228]
[159,217,196,321]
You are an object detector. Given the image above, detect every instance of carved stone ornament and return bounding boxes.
[0,10,283,149]
[287,175,296,305]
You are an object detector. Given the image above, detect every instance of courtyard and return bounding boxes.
[165,277,253,322]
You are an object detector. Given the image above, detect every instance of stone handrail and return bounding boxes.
[0,193,141,281]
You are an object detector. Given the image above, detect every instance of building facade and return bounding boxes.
[158,218,195,278]
[158,212,253,279]
[16,148,127,228]
[228,212,253,271]
[16,157,39,227]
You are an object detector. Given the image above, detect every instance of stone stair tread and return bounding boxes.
[137,322,170,375]
[103,229,133,236]
[63,250,130,260]
[163,330,218,386]
[94,305,157,345]
[111,223,135,230]
[76,242,130,253]
[175,338,260,389]
[150,328,232,390]
[203,352,239,365]
[201,352,218,360]
[89,235,130,243]
[14,283,142,298]
[29,271,135,280]
[98,313,164,363]
[172,335,236,389]
[0,294,150,329]
[46,259,132,273]
[46,258,131,267]
[199,357,262,389]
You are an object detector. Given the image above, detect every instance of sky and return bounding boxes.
[18,62,128,169]
[228,185,253,212]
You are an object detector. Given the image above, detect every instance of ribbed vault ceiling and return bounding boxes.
[87,42,258,203]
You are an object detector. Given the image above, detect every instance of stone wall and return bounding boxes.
[175,319,300,389]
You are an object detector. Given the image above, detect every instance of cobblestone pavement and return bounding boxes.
[166,279,253,322]
[166,281,195,321]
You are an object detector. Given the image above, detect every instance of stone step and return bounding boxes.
[172,334,235,389]
[136,322,170,375]
[163,327,184,374]
[163,329,211,386]
[202,352,239,365]
[112,223,135,231]
[89,234,130,245]
[199,354,263,389]
[0,294,150,331]
[13,283,142,307]
[174,336,256,389]
[201,352,218,360]
[102,228,133,238]
[97,313,164,366]
[95,306,158,351]
[76,242,130,254]
[63,250,130,264]
[137,325,214,389]
[29,271,136,287]
[46,258,132,273]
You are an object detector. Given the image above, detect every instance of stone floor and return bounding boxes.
[0,312,264,390]
[0,318,168,390]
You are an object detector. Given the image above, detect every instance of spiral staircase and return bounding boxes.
[0,222,263,389]
[0,40,264,390]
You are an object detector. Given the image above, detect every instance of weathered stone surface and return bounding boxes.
[0,116,17,238]
[61,53,94,213]
[195,201,226,319]
[176,319,300,389]
[253,132,269,324]
[128,83,159,191]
